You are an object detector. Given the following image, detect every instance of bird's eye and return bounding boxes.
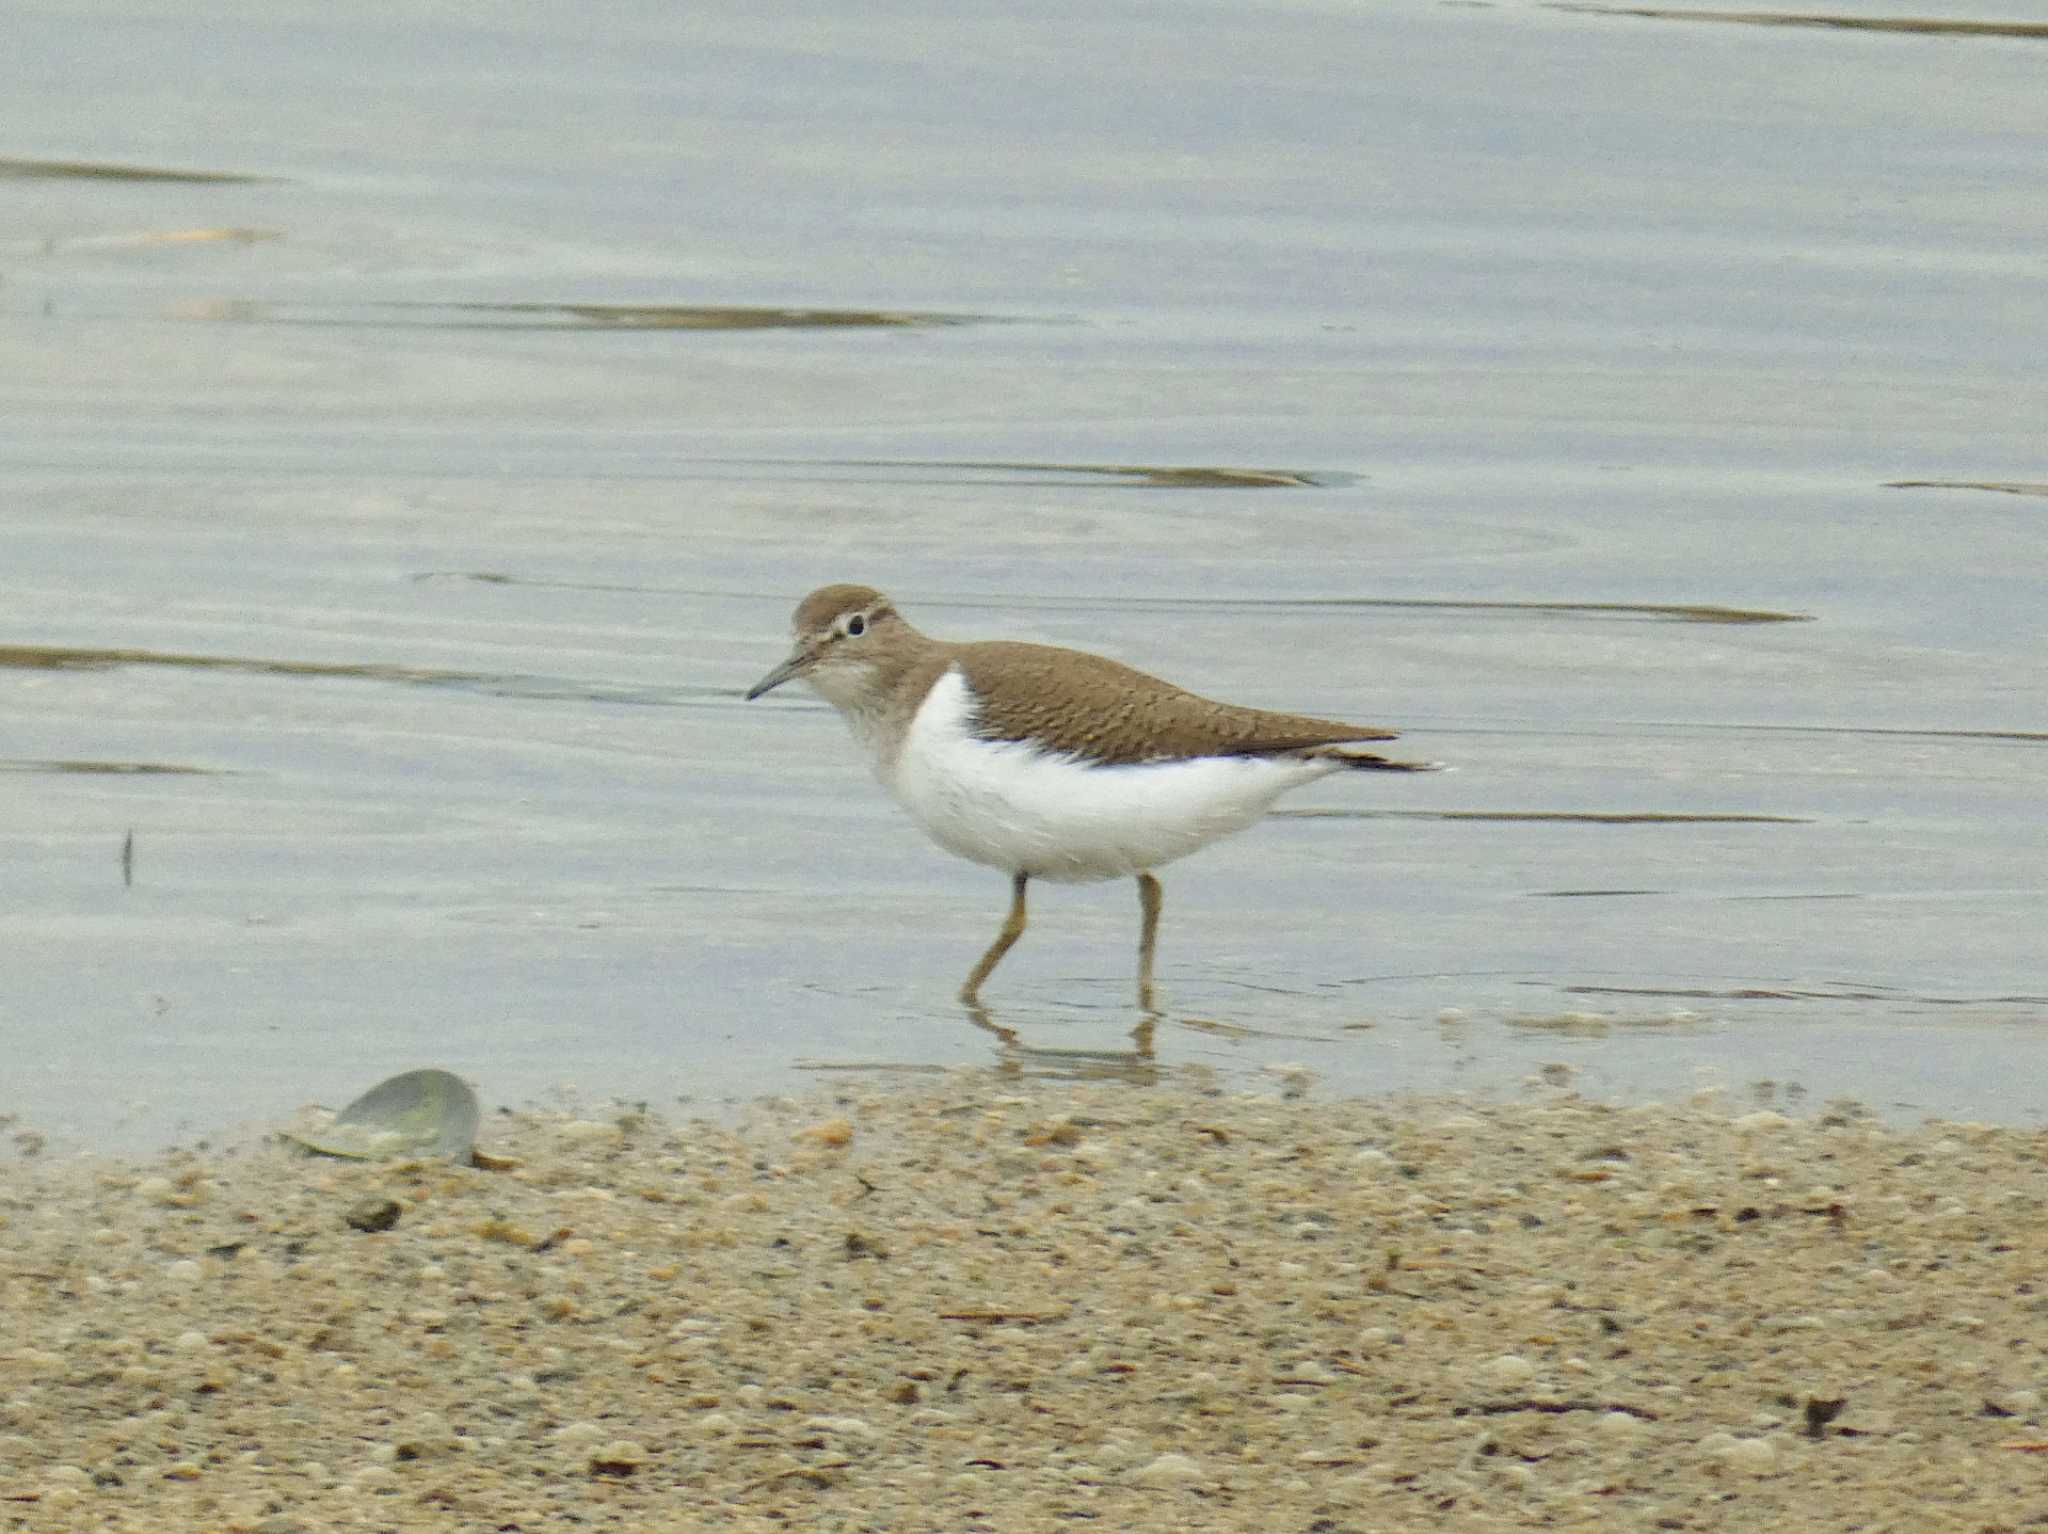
[846,614,867,637]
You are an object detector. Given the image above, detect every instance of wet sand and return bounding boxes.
[5,1071,2045,1530]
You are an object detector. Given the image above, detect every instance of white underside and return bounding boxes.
[874,666,1344,882]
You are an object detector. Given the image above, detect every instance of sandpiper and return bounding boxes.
[745,584,1432,1006]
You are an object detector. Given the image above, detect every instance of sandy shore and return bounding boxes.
[4,1071,2045,1530]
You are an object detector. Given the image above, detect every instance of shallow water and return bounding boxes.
[3,0,2044,1149]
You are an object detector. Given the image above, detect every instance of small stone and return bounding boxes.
[344,1198,402,1233]
[1704,1434,1775,1474]
[164,1260,204,1283]
[1803,1396,1847,1437]
[589,1440,646,1475]
[1482,1354,1536,1388]
[1133,1451,1202,1484]
[803,1415,875,1438]
[796,1117,854,1146]
[1727,1438,1776,1473]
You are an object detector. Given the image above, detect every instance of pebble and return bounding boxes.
[344,1197,401,1233]
[1704,1435,1777,1474]
[803,1415,875,1438]
[1132,1452,1202,1483]
[1482,1354,1537,1388]
[590,1439,646,1471]
[796,1117,855,1146]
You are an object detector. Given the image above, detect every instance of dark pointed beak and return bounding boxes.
[744,647,809,700]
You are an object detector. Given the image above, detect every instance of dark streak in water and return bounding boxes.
[1552,6,2048,39]
[0,643,487,686]
[409,573,1808,626]
[973,594,1811,625]
[413,571,634,591]
[831,460,1340,488]
[1564,983,2048,1005]
[0,644,711,709]
[538,459,1346,489]
[1534,889,1666,897]
[1254,597,1811,624]
[197,301,993,332]
[0,758,217,776]
[1273,809,1806,825]
[1885,479,2048,498]
[0,156,273,183]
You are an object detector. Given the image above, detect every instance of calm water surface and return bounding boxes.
[3,1,2044,1149]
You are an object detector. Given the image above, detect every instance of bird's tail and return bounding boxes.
[1323,748,1443,772]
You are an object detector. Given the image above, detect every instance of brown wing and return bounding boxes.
[950,641,1398,766]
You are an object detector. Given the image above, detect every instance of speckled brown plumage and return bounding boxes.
[756,584,1413,769]
[942,641,1398,765]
